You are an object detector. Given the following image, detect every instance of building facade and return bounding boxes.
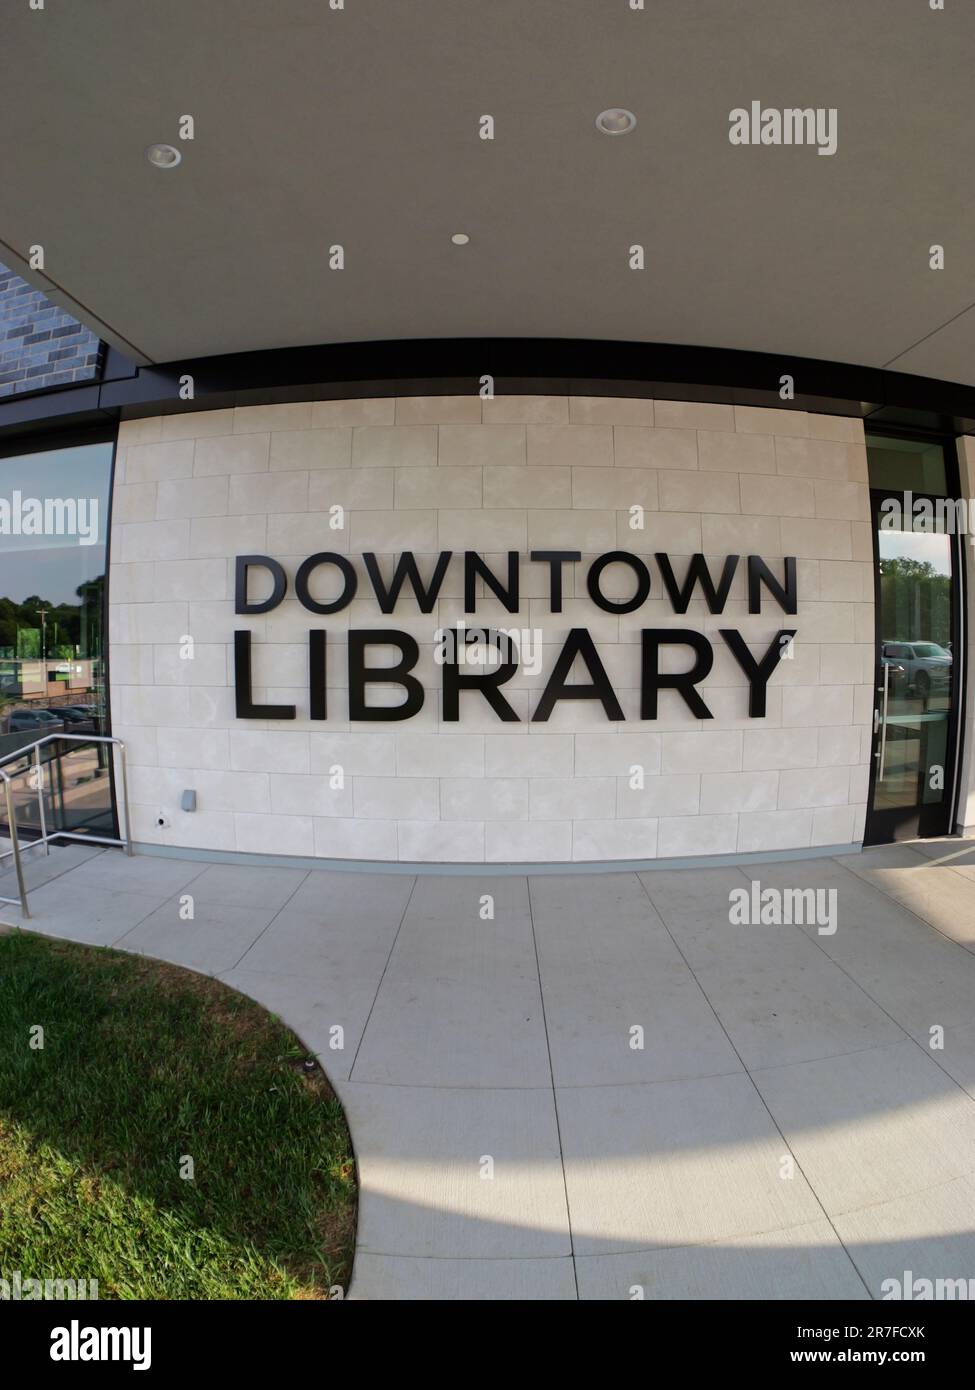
[1,317,972,867]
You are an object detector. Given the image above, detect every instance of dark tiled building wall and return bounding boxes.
[0,260,103,397]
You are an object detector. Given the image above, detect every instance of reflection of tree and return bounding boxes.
[0,598,18,653]
[879,558,951,646]
[0,574,105,659]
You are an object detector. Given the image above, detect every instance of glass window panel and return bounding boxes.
[875,521,953,821]
[0,440,113,834]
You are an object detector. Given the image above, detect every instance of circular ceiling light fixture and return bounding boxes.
[451,233,470,245]
[595,108,637,135]
[145,142,182,169]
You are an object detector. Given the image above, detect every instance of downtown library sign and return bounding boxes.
[233,549,798,724]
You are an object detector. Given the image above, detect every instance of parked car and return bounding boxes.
[71,704,104,732]
[7,708,65,735]
[881,640,952,697]
[39,706,96,730]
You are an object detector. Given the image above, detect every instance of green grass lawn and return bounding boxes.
[0,930,356,1299]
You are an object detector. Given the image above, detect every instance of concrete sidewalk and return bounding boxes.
[3,840,975,1300]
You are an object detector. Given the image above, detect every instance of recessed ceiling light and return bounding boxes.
[145,143,182,169]
[595,108,637,135]
[451,233,470,246]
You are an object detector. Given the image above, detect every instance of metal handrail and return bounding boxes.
[0,733,132,920]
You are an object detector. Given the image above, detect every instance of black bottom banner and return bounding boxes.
[2,1298,965,1373]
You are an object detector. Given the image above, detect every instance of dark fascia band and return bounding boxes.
[2,338,975,442]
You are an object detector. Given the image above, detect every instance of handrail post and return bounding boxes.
[3,775,30,919]
[34,744,50,856]
[55,746,66,832]
[116,741,133,856]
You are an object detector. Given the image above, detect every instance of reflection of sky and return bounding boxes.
[878,529,951,577]
[0,548,105,606]
[0,443,112,604]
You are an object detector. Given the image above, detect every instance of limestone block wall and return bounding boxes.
[108,394,873,863]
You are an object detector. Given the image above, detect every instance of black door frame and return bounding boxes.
[863,429,967,845]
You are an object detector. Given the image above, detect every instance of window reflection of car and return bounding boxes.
[881,641,952,696]
[66,703,103,731]
[8,708,65,734]
[39,706,96,732]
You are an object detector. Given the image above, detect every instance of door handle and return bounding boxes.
[876,662,891,776]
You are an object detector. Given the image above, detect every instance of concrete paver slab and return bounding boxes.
[350,1253,577,1300]
[840,845,975,950]
[338,1080,571,1260]
[752,1039,975,1216]
[751,857,930,952]
[351,876,551,1088]
[925,1019,975,1101]
[0,842,102,897]
[690,942,905,1070]
[574,1218,869,1300]
[235,899,406,983]
[283,869,415,924]
[557,1072,823,1257]
[117,898,279,975]
[639,865,811,968]
[9,878,165,944]
[832,1175,975,1299]
[57,850,209,897]
[180,861,309,910]
[530,874,742,1086]
[909,837,975,862]
[817,934,975,1036]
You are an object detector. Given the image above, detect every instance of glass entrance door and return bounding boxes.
[864,490,960,844]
